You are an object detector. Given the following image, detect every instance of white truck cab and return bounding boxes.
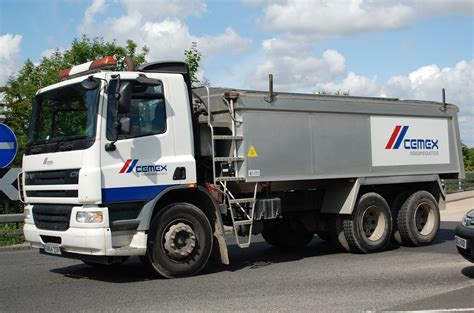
[22,58,221,277]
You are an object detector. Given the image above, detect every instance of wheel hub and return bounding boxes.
[414,202,435,236]
[163,222,197,260]
[361,205,385,241]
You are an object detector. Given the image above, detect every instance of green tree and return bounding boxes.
[462,144,474,171]
[184,41,203,86]
[3,36,149,166]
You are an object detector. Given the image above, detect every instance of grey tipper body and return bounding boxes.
[195,87,464,183]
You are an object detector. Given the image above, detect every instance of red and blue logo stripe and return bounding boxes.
[385,125,409,150]
[119,159,138,173]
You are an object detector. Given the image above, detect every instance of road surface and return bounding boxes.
[0,198,473,312]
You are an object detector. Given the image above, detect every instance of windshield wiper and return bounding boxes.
[49,135,90,151]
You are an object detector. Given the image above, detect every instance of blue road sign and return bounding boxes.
[0,124,17,168]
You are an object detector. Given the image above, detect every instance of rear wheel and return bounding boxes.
[262,219,314,248]
[343,192,392,253]
[142,203,213,278]
[396,191,440,246]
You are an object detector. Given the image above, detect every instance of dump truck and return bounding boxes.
[21,56,464,278]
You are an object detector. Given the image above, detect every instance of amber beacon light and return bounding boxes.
[58,56,117,79]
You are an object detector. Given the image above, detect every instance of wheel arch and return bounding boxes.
[138,185,229,265]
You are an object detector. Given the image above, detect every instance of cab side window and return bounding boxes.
[107,80,166,140]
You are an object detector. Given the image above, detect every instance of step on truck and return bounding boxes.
[21,56,464,278]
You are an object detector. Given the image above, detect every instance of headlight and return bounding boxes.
[24,208,31,219]
[461,209,474,227]
[76,211,103,223]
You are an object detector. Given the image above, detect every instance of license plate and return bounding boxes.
[43,243,62,255]
[455,235,467,249]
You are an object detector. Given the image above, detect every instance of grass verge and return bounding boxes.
[0,223,24,246]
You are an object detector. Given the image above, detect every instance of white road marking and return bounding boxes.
[0,142,15,149]
[396,309,474,312]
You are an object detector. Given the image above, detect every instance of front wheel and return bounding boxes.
[343,192,392,254]
[142,203,213,278]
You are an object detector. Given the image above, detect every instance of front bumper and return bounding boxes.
[454,224,474,263]
[23,204,147,258]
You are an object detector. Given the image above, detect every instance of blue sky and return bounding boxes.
[0,0,473,144]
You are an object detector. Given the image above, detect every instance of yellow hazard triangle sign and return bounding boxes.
[247,145,258,158]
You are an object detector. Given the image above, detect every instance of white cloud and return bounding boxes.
[0,34,22,85]
[78,1,251,62]
[198,28,251,55]
[259,0,473,39]
[247,46,346,91]
[261,0,416,39]
[78,0,106,34]
[139,19,193,61]
[318,72,379,96]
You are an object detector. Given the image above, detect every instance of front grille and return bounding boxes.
[27,190,78,198]
[33,205,73,231]
[25,169,80,185]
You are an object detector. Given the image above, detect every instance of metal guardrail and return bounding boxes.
[0,213,24,236]
[443,171,474,194]
[0,213,23,224]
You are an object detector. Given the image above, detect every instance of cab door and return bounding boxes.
[100,76,179,203]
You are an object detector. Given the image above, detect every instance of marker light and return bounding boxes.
[58,56,117,80]
[76,211,104,223]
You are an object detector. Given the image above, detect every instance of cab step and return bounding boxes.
[216,176,246,182]
[213,135,244,140]
[214,157,245,162]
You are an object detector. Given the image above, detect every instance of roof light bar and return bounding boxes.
[58,56,117,80]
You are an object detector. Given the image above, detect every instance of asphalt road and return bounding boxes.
[0,222,473,312]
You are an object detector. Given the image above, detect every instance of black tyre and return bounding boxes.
[390,192,410,245]
[396,190,440,247]
[262,219,314,248]
[327,214,350,252]
[343,192,392,254]
[142,203,213,278]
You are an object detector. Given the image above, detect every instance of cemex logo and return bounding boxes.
[43,158,53,165]
[119,159,167,174]
[385,125,439,150]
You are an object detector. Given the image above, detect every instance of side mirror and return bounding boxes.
[118,117,130,135]
[117,82,131,114]
[81,77,100,90]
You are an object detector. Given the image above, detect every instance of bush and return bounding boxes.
[0,223,24,246]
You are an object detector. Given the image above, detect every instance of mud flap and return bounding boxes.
[212,209,230,265]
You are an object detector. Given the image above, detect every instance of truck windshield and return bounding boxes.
[27,82,99,149]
